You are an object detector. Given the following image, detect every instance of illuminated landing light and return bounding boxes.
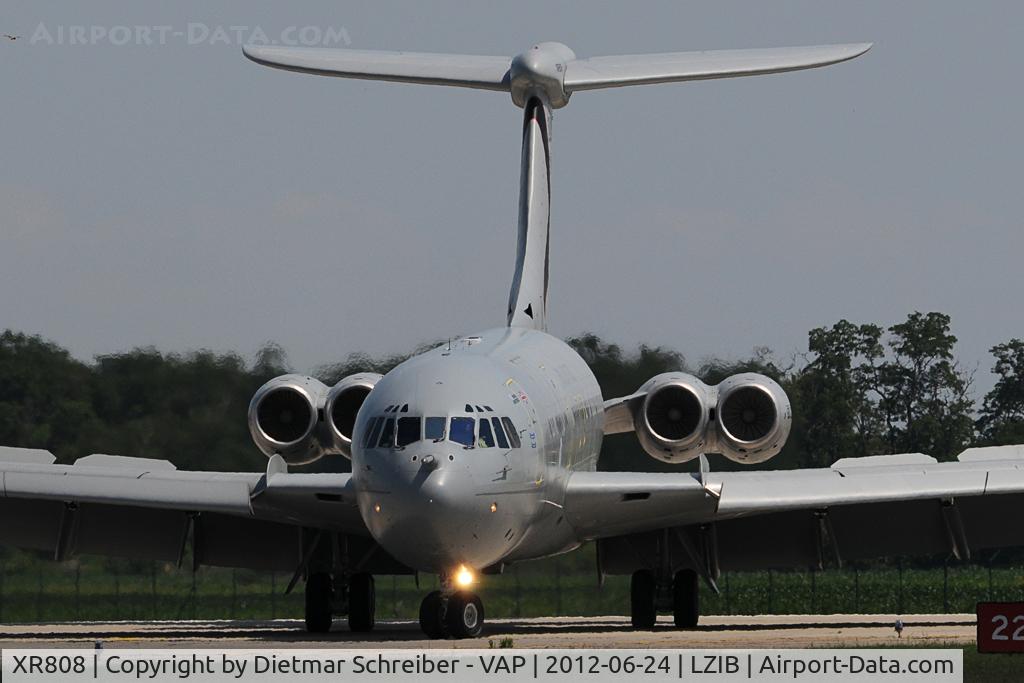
[455,565,475,587]
[490,502,498,513]
[373,503,381,513]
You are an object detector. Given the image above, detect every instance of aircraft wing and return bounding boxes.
[564,446,1024,572]
[0,447,377,573]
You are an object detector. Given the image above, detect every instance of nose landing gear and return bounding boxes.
[418,576,485,639]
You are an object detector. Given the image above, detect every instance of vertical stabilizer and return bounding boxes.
[507,96,551,330]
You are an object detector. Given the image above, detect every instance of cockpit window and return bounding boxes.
[425,416,446,442]
[396,416,421,447]
[362,416,381,448]
[478,418,496,448]
[501,417,522,448]
[377,418,395,448]
[491,417,510,449]
[450,417,475,447]
[400,404,409,413]
[465,404,473,413]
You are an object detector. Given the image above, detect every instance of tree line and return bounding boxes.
[0,311,1021,474]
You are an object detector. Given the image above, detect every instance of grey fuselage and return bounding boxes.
[352,327,604,573]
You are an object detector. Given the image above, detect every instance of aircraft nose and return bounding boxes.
[357,452,518,572]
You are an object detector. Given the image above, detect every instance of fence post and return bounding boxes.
[191,570,197,620]
[854,567,860,613]
[767,571,773,614]
[392,576,398,618]
[513,565,522,618]
[943,560,949,614]
[897,561,904,615]
[555,559,563,616]
[151,563,158,620]
[36,569,43,622]
[113,566,120,620]
[988,564,993,601]
[810,570,816,614]
[270,573,277,619]
[75,564,81,620]
[725,573,731,615]
[0,558,4,624]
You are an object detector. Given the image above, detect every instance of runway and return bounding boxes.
[0,614,974,649]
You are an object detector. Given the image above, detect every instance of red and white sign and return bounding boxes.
[977,602,1024,653]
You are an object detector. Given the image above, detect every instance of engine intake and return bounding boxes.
[325,373,383,458]
[635,373,712,464]
[630,372,791,465]
[248,372,382,465]
[714,373,791,464]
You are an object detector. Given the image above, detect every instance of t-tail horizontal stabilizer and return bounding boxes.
[242,42,871,109]
[244,41,870,332]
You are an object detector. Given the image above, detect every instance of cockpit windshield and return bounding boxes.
[396,416,421,447]
[450,417,475,447]
[363,410,521,450]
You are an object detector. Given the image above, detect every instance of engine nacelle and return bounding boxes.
[634,373,715,464]
[324,372,383,458]
[713,373,791,465]
[248,372,382,465]
[631,372,791,465]
[248,374,330,465]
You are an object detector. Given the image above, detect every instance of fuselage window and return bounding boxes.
[362,416,381,448]
[368,416,386,448]
[478,418,496,448]
[396,416,421,447]
[425,416,446,442]
[491,417,510,449]
[450,417,475,447]
[501,417,522,449]
[377,418,395,448]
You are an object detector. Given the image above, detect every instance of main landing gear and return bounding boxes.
[304,572,376,633]
[630,568,699,629]
[419,578,485,639]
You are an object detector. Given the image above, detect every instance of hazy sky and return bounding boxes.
[2,2,1021,395]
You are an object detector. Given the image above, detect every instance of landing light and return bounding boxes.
[373,503,381,513]
[455,565,475,587]
[490,502,498,513]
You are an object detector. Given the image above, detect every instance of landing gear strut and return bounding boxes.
[304,572,376,633]
[419,586,485,639]
[629,568,700,630]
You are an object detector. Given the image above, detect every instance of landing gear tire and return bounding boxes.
[305,572,333,633]
[446,591,484,638]
[672,569,699,628]
[348,573,376,632]
[630,569,657,629]
[419,591,447,639]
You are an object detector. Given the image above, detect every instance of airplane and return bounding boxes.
[2,40,1023,640]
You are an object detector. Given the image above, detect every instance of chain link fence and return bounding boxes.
[0,551,1021,623]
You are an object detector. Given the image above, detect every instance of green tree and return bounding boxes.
[871,312,973,460]
[791,320,883,467]
[977,339,1024,445]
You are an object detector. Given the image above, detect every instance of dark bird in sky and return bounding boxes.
[4,35,19,41]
